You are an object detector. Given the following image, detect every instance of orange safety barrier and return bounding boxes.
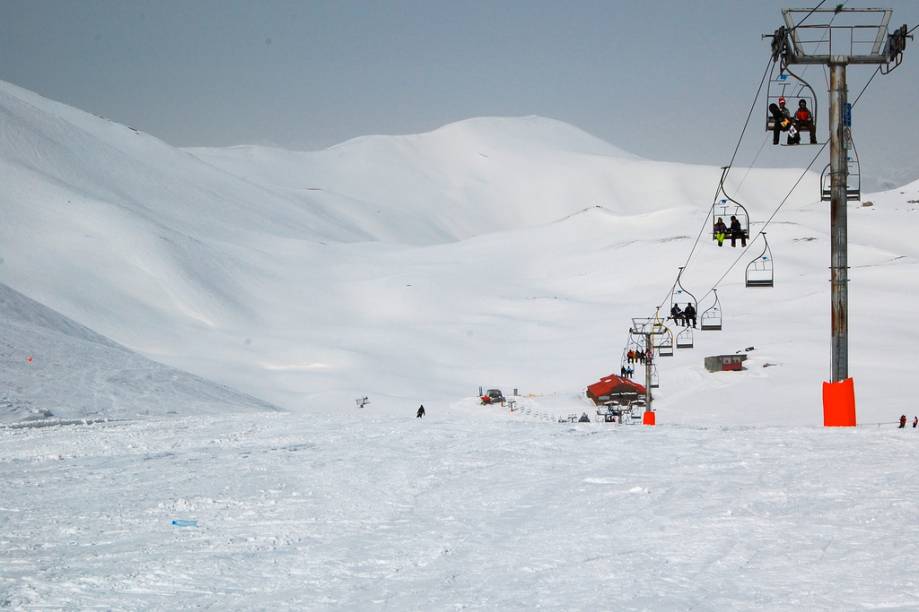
[642,410,656,426]
[822,378,856,427]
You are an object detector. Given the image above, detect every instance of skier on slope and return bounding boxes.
[417,405,425,419]
[899,414,907,428]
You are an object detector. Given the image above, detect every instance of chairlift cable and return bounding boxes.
[643,55,774,325]
[735,133,770,192]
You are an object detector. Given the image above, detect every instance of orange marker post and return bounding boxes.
[822,378,856,427]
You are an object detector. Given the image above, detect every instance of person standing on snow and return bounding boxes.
[899,414,907,428]
[417,405,425,419]
[913,416,918,428]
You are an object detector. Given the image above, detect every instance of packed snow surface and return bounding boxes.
[1,80,919,608]
[2,409,918,609]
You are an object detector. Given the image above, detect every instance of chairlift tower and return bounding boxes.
[630,310,670,424]
[769,8,911,424]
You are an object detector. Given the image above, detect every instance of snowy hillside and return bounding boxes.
[0,282,277,424]
[1,78,918,424]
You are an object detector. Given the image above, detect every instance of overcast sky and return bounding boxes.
[1,1,917,190]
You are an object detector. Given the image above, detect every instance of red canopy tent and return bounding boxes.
[586,374,647,405]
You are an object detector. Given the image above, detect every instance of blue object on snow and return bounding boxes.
[170,519,198,527]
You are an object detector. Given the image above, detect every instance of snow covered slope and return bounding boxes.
[0,78,917,425]
[0,282,277,423]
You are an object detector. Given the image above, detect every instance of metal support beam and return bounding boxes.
[644,333,652,410]
[829,62,848,382]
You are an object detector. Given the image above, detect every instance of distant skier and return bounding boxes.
[578,412,590,423]
[729,215,747,248]
[913,416,918,428]
[683,303,697,328]
[899,414,907,428]
[713,217,728,247]
[417,405,425,419]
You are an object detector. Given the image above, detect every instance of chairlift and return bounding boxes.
[745,232,775,288]
[676,327,694,349]
[700,289,723,331]
[712,167,750,246]
[766,63,820,145]
[656,327,674,357]
[650,364,660,389]
[668,266,698,327]
[820,129,861,201]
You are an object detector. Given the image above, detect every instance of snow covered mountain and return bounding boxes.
[3,80,919,610]
[1,78,917,424]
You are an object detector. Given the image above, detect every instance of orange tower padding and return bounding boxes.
[822,377,856,427]
[642,410,656,426]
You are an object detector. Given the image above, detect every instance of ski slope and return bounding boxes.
[1,81,918,608]
[3,411,918,609]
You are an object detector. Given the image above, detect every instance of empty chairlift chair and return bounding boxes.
[745,233,775,288]
[650,365,660,389]
[676,327,694,349]
[656,327,674,357]
[700,289,723,331]
[820,130,861,201]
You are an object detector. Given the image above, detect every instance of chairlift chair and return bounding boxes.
[745,232,775,288]
[820,129,861,201]
[650,365,660,389]
[766,65,819,143]
[676,327,694,349]
[656,327,674,357]
[700,289,723,331]
[712,167,750,245]
[669,266,698,327]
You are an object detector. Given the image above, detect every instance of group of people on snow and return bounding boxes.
[898,415,918,428]
[625,349,648,364]
[770,96,816,146]
[670,303,697,328]
[713,215,747,248]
